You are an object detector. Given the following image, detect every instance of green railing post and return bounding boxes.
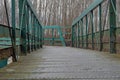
[40,26,43,48]
[52,29,54,46]
[31,13,34,51]
[19,0,27,55]
[91,11,94,50]
[18,0,43,55]
[33,16,36,50]
[26,5,29,53]
[81,19,84,48]
[109,0,116,53]
[34,19,37,50]
[72,26,74,47]
[30,12,33,51]
[86,15,88,49]
[37,23,39,48]
[12,0,17,61]
[75,24,77,47]
[78,22,80,48]
[99,4,102,51]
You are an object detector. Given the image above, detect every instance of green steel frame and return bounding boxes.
[43,26,66,46]
[19,0,43,55]
[72,0,116,53]
[0,0,43,61]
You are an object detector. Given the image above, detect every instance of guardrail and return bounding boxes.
[0,0,43,61]
[72,0,119,53]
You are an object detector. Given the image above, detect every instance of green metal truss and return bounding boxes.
[43,26,66,46]
[19,0,43,55]
[72,0,116,53]
[0,0,43,61]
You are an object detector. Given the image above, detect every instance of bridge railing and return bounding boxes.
[72,0,119,53]
[0,0,43,61]
[19,0,43,54]
[43,26,66,46]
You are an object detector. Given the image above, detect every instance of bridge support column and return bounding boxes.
[72,26,74,47]
[90,11,94,50]
[78,22,80,48]
[39,26,42,48]
[19,0,27,55]
[52,29,54,46]
[109,0,116,53]
[26,6,30,53]
[99,4,103,51]
[86,15,88,49]
[81,19,84,48]
[11,0,17,61]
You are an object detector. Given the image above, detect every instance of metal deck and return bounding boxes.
[0,46,120,80]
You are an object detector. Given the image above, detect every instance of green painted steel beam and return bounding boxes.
[109,0,116,53]
[99,4,103,51]
[11,0,17,61]
[26,0,42,26]
[44,38,61,41]
[81,19,84,48]
[91,11,94,50]
[44,26,66,46]
[43,26,61,29]
[72,26,74,47]
[78,22,80,48]
[26,6,30,53]
[86,15,88,49]
[22,2,27,54]
[52,29,54,45]
[72,0,104,26]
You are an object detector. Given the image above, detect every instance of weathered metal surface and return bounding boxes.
[0,46,120,79]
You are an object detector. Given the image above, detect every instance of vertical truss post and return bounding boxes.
[34,19,37,50]
[81,19,84,48]
[26,5,30,53]
[36,20,38,49]
[37,22,39,48]
[78,22,80,48]
[12,0,17,61]
[32,14,34,51]
[75,24,77,47]
[31,12,33,51]
[28,7,31,52]
[109,0,116,53]
[39,24,41,48]
[19,0,27,55]
[72,26,74,47]
[52,28,54,46]
[91,11,94,50]
[39,24,44,48]
[33,16,36,50]
[86,15,88,49]
[39,25,41,48]
[99,4,102,51]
